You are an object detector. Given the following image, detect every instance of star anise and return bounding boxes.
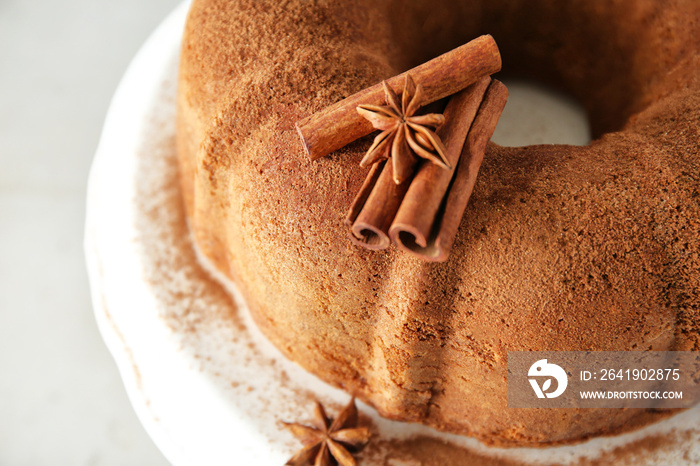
[283,397,371,466]
[356,74,450,185]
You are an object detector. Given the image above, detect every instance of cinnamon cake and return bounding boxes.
[176,0,700,446]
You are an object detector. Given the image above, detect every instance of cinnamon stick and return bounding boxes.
[345,160,411,250]
[345,77,492,252]
[296,35,501,161]
[389,77,491,254]
[394,79,508,261]
[345,161,383,229]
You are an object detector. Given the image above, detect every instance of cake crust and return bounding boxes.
[177,0,700,446]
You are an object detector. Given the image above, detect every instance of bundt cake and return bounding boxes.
[176,0,700,446]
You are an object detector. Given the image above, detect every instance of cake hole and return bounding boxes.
[491,79,591,147]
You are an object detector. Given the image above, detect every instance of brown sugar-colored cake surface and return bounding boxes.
[176,0,700,447]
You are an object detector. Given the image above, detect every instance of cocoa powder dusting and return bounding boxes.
[178,0,700,447]
[123,68,700,464]
[578,429,700,466]
[108,0,700,462]
[363,436,528,466]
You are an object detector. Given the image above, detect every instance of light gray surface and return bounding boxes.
[0,1,179,464]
